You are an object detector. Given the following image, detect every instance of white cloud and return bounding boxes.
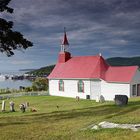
[0,0,139,71]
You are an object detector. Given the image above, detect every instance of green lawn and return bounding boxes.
[0,96,140,140]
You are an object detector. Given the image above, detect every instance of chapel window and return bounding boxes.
[59,80,64,91]
[78,80,84,93]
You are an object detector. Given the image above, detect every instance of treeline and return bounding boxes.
[106,56,140,67]
[26,56,140,77]
[26,65,55,76]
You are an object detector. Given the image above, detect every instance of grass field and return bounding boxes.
[0,96,140,140]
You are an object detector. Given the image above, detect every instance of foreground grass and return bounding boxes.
[0,96,140,140]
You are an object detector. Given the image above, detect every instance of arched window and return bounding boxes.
[59,80,64,91]
[78,80,84,93]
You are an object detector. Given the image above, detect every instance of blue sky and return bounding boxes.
[1,0,140,71]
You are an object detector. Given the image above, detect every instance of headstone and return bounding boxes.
[76,96,80,101]
[2,100,5,112]
[115,95,128,106]
[9,101,15,112]
[19,104,26,113]
[100,95,105,103]
[25,102,29,108]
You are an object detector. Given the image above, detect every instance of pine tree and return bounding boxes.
[0,0,33,56]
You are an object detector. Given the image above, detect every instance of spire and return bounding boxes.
[61,27,69,52]
[62,27,69,45]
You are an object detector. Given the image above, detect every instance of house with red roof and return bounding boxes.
[48,31,140,101]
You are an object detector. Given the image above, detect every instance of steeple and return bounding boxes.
[61,27,69,52]
[59,28,71,63]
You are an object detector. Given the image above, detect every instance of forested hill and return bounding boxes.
[26,65,55,76]
[106,57,140,67]
[27,57,140,76]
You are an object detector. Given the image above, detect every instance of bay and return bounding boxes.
[0,70,32,89]
[0,79,32,89]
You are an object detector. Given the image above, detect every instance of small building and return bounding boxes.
[48,31,140,101]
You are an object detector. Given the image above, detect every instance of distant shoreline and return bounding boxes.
[19,69,36,72]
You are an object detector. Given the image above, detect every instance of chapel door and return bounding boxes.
[137,84,140,96]
[90,80,101,100]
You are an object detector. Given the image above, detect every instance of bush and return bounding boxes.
[25,87,32,92]
[32,77,48,91]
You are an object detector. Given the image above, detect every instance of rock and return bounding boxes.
[99,121,118,128]
[98,121,140,131]
[84,121,140,132]
[91,125,99,130]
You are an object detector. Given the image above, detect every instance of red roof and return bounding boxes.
[48,53,138,83]
[105,66,138,82]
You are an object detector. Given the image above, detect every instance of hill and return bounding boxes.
[106,56,140,66]
[27,56,140,76]
[26,64,55,76]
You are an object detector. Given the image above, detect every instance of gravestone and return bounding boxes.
[19,104,26,113]
[2,100,6,112]
[100,95,105,103]
[25,102,29,108]
[115,95,128,106]
[9,101,15,112]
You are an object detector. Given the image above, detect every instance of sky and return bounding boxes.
[1,0,140,71]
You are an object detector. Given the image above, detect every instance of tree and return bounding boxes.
[32,78,48,91]
[0,0,33,56]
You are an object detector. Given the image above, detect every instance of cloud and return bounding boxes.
[0,0,140,71]
[10,60,34,65]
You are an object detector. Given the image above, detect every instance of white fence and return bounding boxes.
[0,91,49,99]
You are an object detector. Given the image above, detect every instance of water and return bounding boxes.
[0,70,32,89]
[0,79,32,89]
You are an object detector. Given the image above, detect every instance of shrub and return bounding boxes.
[32,77,48,91]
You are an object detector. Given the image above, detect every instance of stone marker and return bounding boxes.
[76,96,80,101]
[100,95,105,103]
[90,121,140,131]
[25,102,29,108]
[19,104,26,113]
[2,100,6,112]
[9,101,15,112]
[115,95,128,106]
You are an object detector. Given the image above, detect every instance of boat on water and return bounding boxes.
[0,74,6,81]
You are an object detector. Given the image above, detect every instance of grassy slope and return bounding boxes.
[0,96,140,140]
